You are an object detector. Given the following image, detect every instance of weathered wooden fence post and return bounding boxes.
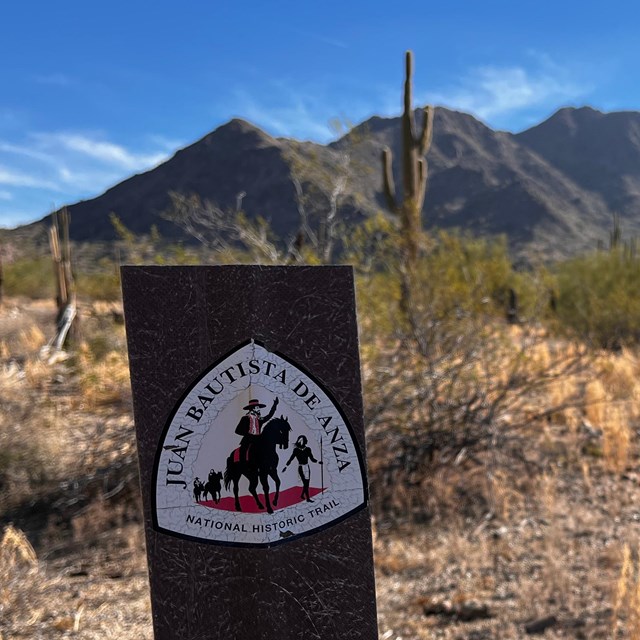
[0,240,4,308]
[48,208,77,350]
[121,265,378,640]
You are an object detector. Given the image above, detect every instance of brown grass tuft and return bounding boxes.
[78,349,131,409]
[602,405,632,474]
[0,524,37,570]
[612,543,640,640]
[585,379,607,427]
[17,324,47,352]
[0,525,42,634]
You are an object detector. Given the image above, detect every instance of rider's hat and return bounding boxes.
[244,399,266,410]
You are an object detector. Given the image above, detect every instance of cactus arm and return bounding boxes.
[382,147,398,214]
[416,158,427,213]
[419,106,434,156]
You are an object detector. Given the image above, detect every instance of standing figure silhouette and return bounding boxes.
[283,435,322,502]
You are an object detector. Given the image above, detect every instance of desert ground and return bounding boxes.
[3,296,640,639]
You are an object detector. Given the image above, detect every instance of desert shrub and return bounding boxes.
[76,242,202,301]
[5,254,120,302]
[352,224,585,523]
[554,248,640,348]
[167,193,284,263]
[76,267,121,301]
[350,222,538,332]
[3,257,54,299]
[84,333,114,361]
[0,377,69,505]
[347,216,542,328]
[412,231,514,320]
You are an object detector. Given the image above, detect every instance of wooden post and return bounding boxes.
[121,265,378,640]
[47,208,77,351]
[0,240,4,308]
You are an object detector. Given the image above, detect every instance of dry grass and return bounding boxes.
[77,348,131,409]
[0,524,152,639]
[3,298,640,639]
[374,459,640,639]
[603,405,633,474]
[368,331,640,638]
[0,299,148,638]
[0,525,43,635]
[582,350,640,475]
[612,543,640,640]
[585,379,608,427]
[17,324,47,352]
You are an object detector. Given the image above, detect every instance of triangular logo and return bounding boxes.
[153,340,367,547]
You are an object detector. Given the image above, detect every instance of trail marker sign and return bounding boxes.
[122,265,378,640]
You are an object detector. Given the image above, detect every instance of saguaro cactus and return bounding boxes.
[382,50,434,266]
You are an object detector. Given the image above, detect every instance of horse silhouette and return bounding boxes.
[193,478,205,502]
[203,469,223,503]
[224,416,291,514]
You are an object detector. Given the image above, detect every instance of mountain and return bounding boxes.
[515,107,640,225]
[43,119,303,242]
[19,106,640,259]
[332,107,611,259]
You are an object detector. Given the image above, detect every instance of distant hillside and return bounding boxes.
[515,107,640,225]
[18,106,640,259]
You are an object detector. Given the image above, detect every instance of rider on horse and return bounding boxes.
[235,397,279,462]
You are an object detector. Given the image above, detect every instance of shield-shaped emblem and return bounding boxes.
[153,339,367,547]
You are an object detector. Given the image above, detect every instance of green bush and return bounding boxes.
[76,268,121,301]
[3,257,54,299]
[555,248,640,348]
[346,219,539,336]
[414,230,513,317]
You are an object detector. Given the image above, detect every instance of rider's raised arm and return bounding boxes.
[262,397,279,423]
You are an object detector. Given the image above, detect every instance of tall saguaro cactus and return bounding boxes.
[382,50,434,268]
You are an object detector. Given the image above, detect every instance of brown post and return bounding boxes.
[121,265,378,640]
[0,240,4,308]
[48,208,77,350]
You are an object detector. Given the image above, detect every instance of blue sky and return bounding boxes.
[1,0,638,227]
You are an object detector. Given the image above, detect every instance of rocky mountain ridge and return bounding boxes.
[20,106,640,259]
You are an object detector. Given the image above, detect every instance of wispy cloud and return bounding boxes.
[225,59,584,144]
[426,57,590,126]
[0,141,56,164]
[56,165,121,191]
[233,86,334,141]
[31,133,167,172]
[0,166,62,191]
[0,130,176,226]
[146,134,185,152]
